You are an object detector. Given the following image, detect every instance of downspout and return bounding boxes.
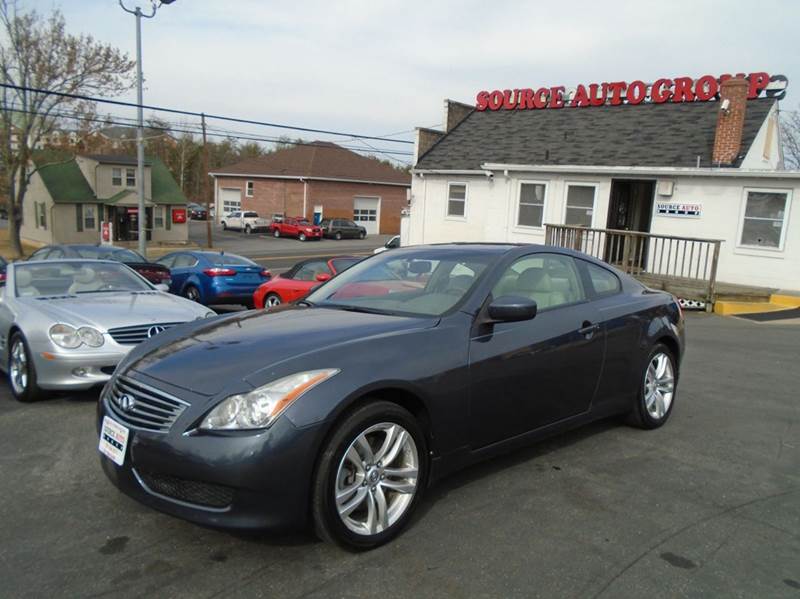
[301,178,308,219]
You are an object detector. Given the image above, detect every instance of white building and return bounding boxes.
[407,75,800,303]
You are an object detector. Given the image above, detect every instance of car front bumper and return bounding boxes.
[32,348,130,390]
[97,390,324,531]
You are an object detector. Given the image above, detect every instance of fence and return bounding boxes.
[545,224,723,305]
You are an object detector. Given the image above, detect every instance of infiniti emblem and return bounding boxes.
[118,394,135,412]
[147,325,166,338]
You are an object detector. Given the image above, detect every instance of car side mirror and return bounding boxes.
[487,296,537,323]
[154,283,170,292]
[315,273,332,282]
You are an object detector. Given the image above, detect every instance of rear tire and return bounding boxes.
[311,400,428,550]
[221,222,227,230]
[183,285,202,303]
[627,343,677,429]
[8,332,43,402]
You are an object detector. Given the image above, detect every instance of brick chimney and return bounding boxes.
[712,77,749,165]
[443,99,473,132]
[414,127,445,164]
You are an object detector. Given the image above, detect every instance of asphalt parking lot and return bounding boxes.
[0,313,798,598]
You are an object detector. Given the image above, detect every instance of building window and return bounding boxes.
[447,183,467,218]
[126,168,136,187]
[518,182,546,228]
[36,202,47,229]
[84,204,96,230]
[564,185,596,227]
[154,206,164,228]
[246,181,254,197]
[112,168,122,186]
[739,190,790,249]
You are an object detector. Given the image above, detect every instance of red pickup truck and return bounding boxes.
[270,217,323,241]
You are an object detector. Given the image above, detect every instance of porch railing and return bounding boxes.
[545,224,723,306]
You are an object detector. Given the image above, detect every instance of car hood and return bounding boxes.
[128,306,437,396]
[21,291,209,331]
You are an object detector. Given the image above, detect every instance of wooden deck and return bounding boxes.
[634,274,775,304]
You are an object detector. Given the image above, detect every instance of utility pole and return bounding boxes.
[202,113,213,248]
[119,0,176,257]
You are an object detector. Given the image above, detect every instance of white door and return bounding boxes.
[219,188,242,222]
[353,197,380,235]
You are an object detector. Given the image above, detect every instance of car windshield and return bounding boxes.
[13,261,152,297]
[75,247,145,263]
[305,250,497,316]
[331,258,360,273]
[206,253,255,267]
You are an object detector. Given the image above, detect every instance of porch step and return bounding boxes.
[714,294,800,316]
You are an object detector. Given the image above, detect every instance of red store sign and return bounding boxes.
[172,208,187,224]
[476,72,788,111]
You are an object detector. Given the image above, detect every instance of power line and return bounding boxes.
[3,106,415,157]
[0,83,414,145]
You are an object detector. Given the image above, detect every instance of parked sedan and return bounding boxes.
[320,218,367,240]
[253,256,361,309]
[98,244,683,549]
[0,260,213,402]
[156,251,271,307]
[187,203,208,220]
[29,245,171,286]
[270,217,323,241]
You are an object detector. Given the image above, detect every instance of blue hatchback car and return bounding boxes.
[156,251,270,307]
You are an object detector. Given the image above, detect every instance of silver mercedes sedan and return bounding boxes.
[0,260,215,401]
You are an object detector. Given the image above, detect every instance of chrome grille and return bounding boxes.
[106,376,188,433]
[108,322,184,345]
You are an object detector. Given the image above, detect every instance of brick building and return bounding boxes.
[209,142,411,235]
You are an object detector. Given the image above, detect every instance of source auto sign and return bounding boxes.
[476,72,787,111]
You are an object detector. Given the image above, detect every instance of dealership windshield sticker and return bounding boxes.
[656,203,702,218]
[476,73,788,111]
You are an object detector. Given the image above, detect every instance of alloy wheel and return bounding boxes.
[185,286,201,302]
[265,294,281,308]
[334,422,419,536]
[299,233,307,241]
[273,229,280,238]
[9,340,28,395]
[644,352,675,419]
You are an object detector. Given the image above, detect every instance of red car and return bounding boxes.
[253,256,361,309]
[270,216,323,241]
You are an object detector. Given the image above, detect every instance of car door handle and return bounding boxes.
[578,321,599,337]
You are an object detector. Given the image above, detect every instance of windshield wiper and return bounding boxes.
[320,304,397,316]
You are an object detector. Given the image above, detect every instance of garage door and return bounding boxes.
[219,188,241,221]
[353,197,380,235]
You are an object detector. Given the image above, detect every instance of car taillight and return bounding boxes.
[204,267,236,277]
[0,272,5,282]
[260,269,271,278]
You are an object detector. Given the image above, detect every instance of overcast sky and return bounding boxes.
[23,0,800,164]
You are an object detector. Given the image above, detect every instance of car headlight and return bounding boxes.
[49,324,81,348]
[49,324,104,348]
[78,326,104,347]
[199,369,340,430]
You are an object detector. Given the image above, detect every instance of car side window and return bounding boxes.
[584,262,621,296]
[48,248,65,259]
[173,254,197,268]
[157,255,176,268]
[295,260,331,281]
[491,253,586,310]
[345,220,357,227]
[31,248,51,260]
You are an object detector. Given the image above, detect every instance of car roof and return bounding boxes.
[15,258,121,266]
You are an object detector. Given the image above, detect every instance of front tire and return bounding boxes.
[299,232,307,242]
[359,231,366,240]
[8,333,43,402]
[273,229,280,238]
[627,343,677,429]
[221,221,227,230]
[312,401,427,550]
[264,293,282,309]
[334,231,342,241]
[245,225,252,235]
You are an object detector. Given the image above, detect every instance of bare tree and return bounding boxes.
[780,106,800,169]
[0,1,134,256]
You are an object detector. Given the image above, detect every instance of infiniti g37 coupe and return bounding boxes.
[97,244,684,549]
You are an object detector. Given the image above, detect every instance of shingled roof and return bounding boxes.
[212,141,410,185]
[416,98,776,170]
